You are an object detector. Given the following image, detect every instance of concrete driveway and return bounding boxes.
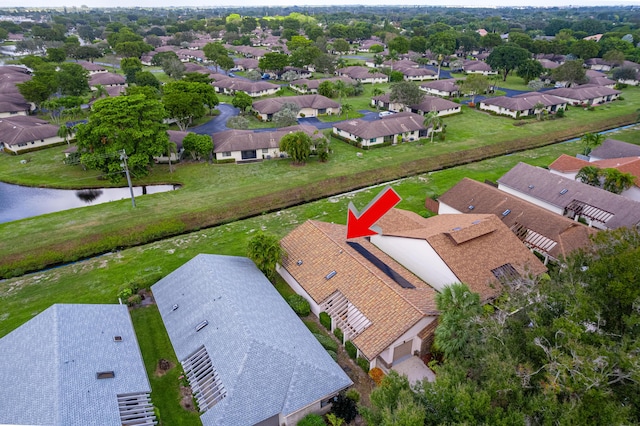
[190,103,239,135]
[392,356,436,384]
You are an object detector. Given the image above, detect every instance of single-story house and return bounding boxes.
[0,68,32,84]
[438,177,597,263]
[399,67,438,81]
[549,153,640,202]
[479,92,567,118]
[151,254,352,426]
[332,111,430,146]
[538,59,560,70]
[213,124,324,162]
[226,45,267,59]
[289,76,357,94]
[497,162,640,230]
[0,115,63,154]
[77,61,108,75]
[584,58,613,72]
[279,209,546,370]
[544,85,621,106]
[89,72,127,89]
[183,62,211,74]
[233,57,259,71]
[0,92,31,117]
[153,129,189,163]
[252,95,340,121]
[371,94,460,117]
[589,138,640,161]
[336,66,388,84]
[463,60,497,75]
[419,79,460,98]
[0,304,155,426]
[212,79,280,97]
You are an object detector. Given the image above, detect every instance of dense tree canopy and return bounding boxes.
[75,94,168,182]
[486,44,531,81]
[279,131,312,165]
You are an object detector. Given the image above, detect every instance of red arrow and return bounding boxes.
[347,186,402,239]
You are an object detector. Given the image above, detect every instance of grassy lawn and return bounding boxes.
[0,86,638,277]
[131,305,202,425]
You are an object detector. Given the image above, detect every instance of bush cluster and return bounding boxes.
[287,294,310,316]
[345,340,357,359]
[319,311,332,330]
[356,357,370,372]
[297,413,325,426]
[369,367,385,385]
[333,327,344,343]
[313,332,338,352]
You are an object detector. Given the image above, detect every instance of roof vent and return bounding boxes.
[502,209,511,216]
[468,205,474,210]
[452,227,462,231]
[560,188,568,195]
[113,336,123,342]
[172,304,179,311]
[195,320,209,332]
[472,220,481,224]
[296,259,303,266]
[325,270,337,280]
[96,371,115,379]
[528,184,534,189]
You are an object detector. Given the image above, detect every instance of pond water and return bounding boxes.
[0,181,179,224]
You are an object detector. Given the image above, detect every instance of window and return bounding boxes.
[370,138,376,143]
[262,148,268,154]
[222,152,231,157]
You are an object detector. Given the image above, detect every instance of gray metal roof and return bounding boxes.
[151,254,352,426]
[0,304,151,426]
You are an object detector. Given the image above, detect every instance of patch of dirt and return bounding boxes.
[154,358,175,377]
[139,288,155,306]
[180,385,197,411]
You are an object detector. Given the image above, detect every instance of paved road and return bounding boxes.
[190,103,239,135]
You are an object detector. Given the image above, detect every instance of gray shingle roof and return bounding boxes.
[482,92,567,111]
[333,112,427,139]
[498,162,640,229]
[0,115,60,146]
[590,138,640,160]
[214,124,321,153]
[151,254,352,426]
[252,94,339,115]
[0,304,151,426]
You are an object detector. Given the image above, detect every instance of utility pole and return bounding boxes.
[120,149,136,208]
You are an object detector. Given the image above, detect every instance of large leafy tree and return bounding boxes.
[75,94,168,182]
[163,81,218,130]
[259,52,290,75]
[182,133,213,161]
[57,63,90,97]
[487,44,531,81]
[359,371,426,426]
[203,42,230,72]
[389,81,424,107]
[516,59,544,84]
[461,74,490,104]
[427,31,456,79]
[121,57,143,84]
[279,131,312,165]
[231,91,253,114]
[246,231,283,283]
[552,59,588,86]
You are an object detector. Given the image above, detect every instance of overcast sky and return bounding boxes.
[5,0,640,9]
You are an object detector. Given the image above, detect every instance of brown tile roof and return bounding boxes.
[548,154,590,172]
[545,85,620,101]
[280,220,437,361]
[76,61,106,72]
[290,76,356,91]
[333,112,427,139]
[374,209,547,301]
[0,116,59,146]
[252,95,339,115]
[410,96,460,113]
[336,66,387,80]
[482,92,566,111]
[419,78,460,93]
[438,178,597,260]
[213,79,279,93]
[214,124,322,153]
[89,72,126,86]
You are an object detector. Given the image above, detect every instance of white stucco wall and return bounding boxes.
[497,184,565,215]
[0,110,28,118]
[370,235,459,292]
[5,135,65,154]
[374,316,436,368]
[437,201,462,215]
[276,264,322,316]
[621,186,640,202]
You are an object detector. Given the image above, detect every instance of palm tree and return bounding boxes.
[534,101,546,121]
[342,103,353,119]
[580,132,604,156]
[423,110,443,143]
[602,168,636,194]
[385,49,399,72]
[92,84,108,101]
[576,166,602,187]
[57,124,73,146]
[373,54,384,68]
[435,283,482,359]
[246,231,283,283]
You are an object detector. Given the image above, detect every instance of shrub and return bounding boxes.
[326,350,338,361]
[345,340,357,359]
[345,388,360,403]
[313,332,338,352]
[369,367,385,385]
[319,311,332,330]
[333,327,344,343]
[618,95,625,101]
[287,294,310,316]
[117,286,133,300]
[126,294,142,306]
[297,413,326,426]
[330,392,358,423]
[356,357,370,372]
[555,108,565,118]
